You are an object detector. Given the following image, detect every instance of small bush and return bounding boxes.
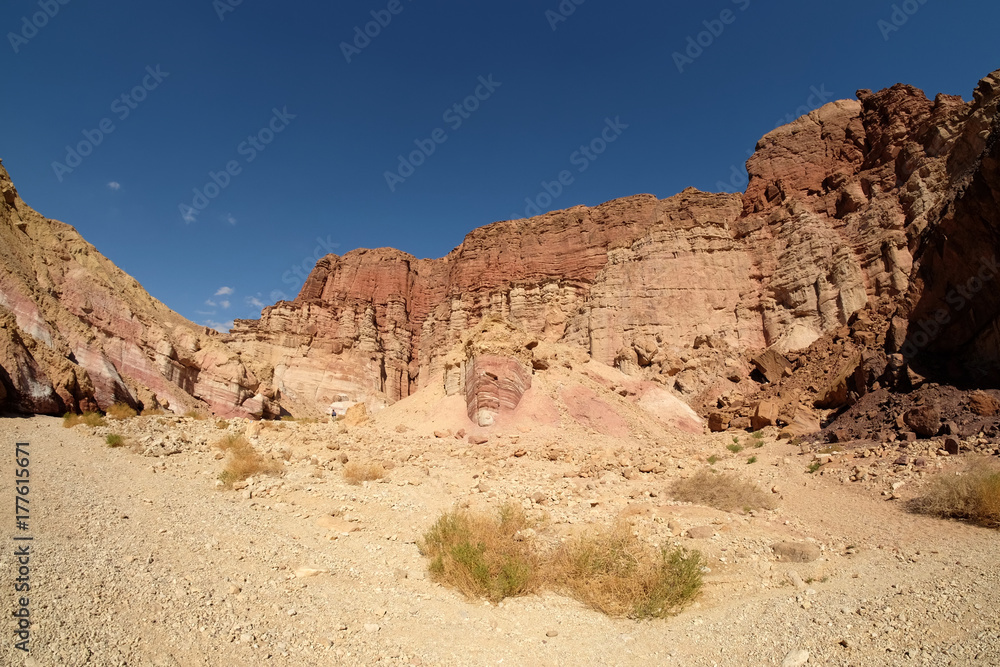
[419,504,541,603]
[707,455,719,465]
[343,462,387,485]
[63,412,107,428]
[548,526,703,618]
[908,462,1000,529]
[807,462,822,474]
[106,403,137,420]
[671,470,776,513]
[214,434,281,488]
[726,443,744,454]
[106,434,126,448]
[747,456,758,464]
[184,410,208,420]
[215,420,229,430]
[141,408,165,416]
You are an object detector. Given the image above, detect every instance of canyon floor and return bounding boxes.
[1,411,998,667]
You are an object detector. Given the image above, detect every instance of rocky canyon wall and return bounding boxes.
[0,163,269,418]
[233,73,1000,414]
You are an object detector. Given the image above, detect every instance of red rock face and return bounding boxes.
[231,70,1000,410]
[0,161,262,417]
[6,70,1000,418]
[464,355,532,427]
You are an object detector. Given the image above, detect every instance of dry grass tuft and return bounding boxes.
[141,408,165,416]
[63,412,107,428]
[419,504,541,603]
[908,461,1000,529]
[343,461,387,485]
[671,469,776,513]
[215,419,229,430]
[184,409,208,420]
[106,403,137,420]
[213,434,281,488]
[106,434,126,448]
[418,510,704,615]
[548,526,703,618]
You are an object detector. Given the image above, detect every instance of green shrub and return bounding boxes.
[419,504,540,603]
[549,527,703,618]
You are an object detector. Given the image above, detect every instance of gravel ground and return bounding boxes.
[1,415,998,666]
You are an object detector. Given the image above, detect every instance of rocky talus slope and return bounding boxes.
[0,162,269,418]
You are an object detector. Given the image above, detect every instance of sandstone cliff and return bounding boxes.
[6,69,1000,429]
[231,70,1000,419]
[0,163,268,417]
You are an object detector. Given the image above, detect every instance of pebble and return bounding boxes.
[781,648,809,666]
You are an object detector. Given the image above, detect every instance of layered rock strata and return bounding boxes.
[233,71,1000,414]
[0,162,266,417]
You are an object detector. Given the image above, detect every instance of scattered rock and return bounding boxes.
[772,541,821,563]
[687,526,715,539]
[781,648,809,667]
[904,405,941,438]
[752,349,793,384]
[708,412,731,432]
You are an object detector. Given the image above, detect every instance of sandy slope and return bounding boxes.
[1,415,998,666]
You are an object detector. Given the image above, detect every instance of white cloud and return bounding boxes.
[225,214,237,226]
[182,209,197,224]
[215,286,234,296]
[107,181,121,191]
[220,300,231,309]
[204,319,234,333]
[246,296,265,308]
[205,299,217,307]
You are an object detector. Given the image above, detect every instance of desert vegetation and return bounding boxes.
[420,505,542,603]
[908,460,1000,528]
[671,469,776,513]
[419,506,703,618]
[343,461,387,485]
[549,526,703,619]
[63,412,106,428]
[213,434,281,488]
[106,403,137,420]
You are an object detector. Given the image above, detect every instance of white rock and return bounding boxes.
[781,648,809,666]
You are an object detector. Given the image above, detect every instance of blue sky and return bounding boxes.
[2,0,998,331]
